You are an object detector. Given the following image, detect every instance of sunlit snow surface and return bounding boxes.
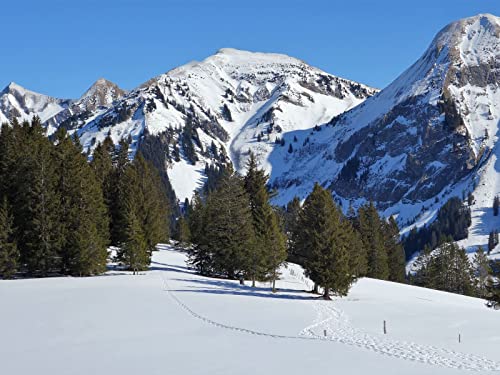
[1,244,500,375]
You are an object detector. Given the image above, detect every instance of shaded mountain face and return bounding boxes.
[270,14,500,222]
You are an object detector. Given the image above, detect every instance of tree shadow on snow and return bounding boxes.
[169,277,316,301]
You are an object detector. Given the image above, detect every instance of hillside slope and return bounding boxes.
[0,245,498,375]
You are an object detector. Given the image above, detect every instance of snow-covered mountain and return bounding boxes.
[3,14,499,254]
[73,48,377,201]
[269,14,500,241]
[0,79,126,135]
[0,82,71,131]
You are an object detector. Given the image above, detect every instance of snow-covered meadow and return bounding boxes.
[1,244,499,374]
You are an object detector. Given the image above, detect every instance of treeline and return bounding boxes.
[403,197,471,259]
[180,154,406,299]
[0,118,170,278]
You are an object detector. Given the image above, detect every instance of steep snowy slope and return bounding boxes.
[270,14,500,231]
[75,48,377,201]
[0,79,126,135]
[1,245,499,375]
[0,82,71,133]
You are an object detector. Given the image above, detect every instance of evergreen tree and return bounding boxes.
[488,230,499,254]
[243,153,287,289]
[53,129,108,276]
[14,118,62,276]
[494,195,500,216]
[358,202,389,280]
[189,171,255,279]
[109,139,131,245]
[284,196,302,262]
[0,198,19,279]
[414,242,475,296]
[174,216,191,245]
[296,183,353,299]
[121,208,149,274]
[131,153,170,253]
[473,246,491,297]
[90,134,115,229]
[385,216,406,283]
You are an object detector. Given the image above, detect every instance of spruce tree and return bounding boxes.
[121,208,149,274]
[297,183,353,299]
[0,198,19,279]
[494,196,500,216]
[244,153,287,289]
[174,216,191,245]
[473,246,491,297]
[109,139,131,245]
[54,129,109,276]
[385,216,406,283]
[414,242,475,296]
[90,135,115,230]
[14,117,62,276]
[284,197,302,261]
[192,171,255,279]
[358,202,389,280]
[131,153,170,253]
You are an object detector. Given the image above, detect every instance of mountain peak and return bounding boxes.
[78,78,125,110]
[2,82,27,95]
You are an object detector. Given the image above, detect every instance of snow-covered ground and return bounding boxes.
[1,244,500,374]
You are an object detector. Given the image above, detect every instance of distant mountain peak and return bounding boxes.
[78,78,125,111]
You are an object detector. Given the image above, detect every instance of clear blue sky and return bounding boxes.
[2,0,499,98]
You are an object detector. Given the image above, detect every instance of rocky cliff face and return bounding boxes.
[270,14,500,226]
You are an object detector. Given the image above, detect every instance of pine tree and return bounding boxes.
[358,202,389,280]
[14,118,62,276]
[121,208,149,274]
[385,216,406,283]
[174,216,191,245]
[284,196,302,262]
[109,139,131,245]
[243,153,287,288]
[190,171,255,279]
[0,198,19,279]
[414,242,475,296]
[494,195,500,216]
[296,183,353,299]
[53,129,108,276]
[473,246,491,297]
[131,153,170,253]
[90,134,115,231]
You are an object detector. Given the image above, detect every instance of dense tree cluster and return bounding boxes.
[403,197,471,259]
[186,156,287,292]
[286,193,405,298]
[185,159,406,299]
[411,242,476,296]
[411,242,497,299]
[0,118,170,278]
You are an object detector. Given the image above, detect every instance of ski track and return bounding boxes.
[158,269,500,372]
